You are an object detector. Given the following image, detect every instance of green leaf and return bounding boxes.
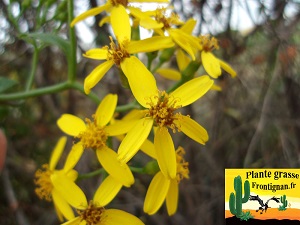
[0,77,18,93]
[20,33,71,57]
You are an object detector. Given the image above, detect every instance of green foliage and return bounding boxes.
[0,77,18,93]
[20,33,71,58]
[229,175,250,217]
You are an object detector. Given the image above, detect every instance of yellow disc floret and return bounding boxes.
[77,116,108,150]
[77,201,105,225]
[155,8,183,30]
[175,147,189,183]
[146,91,182,132]
[34,164,53,202]
[110,0,128,7]
[199,35,219,52]
[106,36,130,66]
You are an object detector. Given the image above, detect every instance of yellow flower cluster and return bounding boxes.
[34,0,236,224]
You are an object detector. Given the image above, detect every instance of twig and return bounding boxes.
[1,167,30,225]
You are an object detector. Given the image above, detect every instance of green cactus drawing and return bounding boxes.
[229,175,250,219]
[278,194,288,211]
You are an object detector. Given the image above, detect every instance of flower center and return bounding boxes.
[34,164,53,202]
[155,8,182,30]
[110,0,128,7]
[199,35,219,52]
[77,201,105,225]
[76,116,108,150]
[146,91,182,132]
[106,36,130,66]
[175,147,189,183]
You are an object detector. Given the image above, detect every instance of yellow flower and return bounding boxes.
[82,7,174,94]
[117,73,213,179]
[199,35,236,78]
[51,172,145,225]
[34,136,78,222]
[129,8,201,60]
[70,0,169,28]
[156,49,223,90]
[56,94,134,187]
[144,147,189,215]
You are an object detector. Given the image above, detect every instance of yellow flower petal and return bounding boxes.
[117,118,153,163]
[83,48,108,60]
[99,16,110,27]
[170,75,214,108]
[51,173,87,209]
[176,49,191,71]
[201,51,221,78]
[174,115,208,144]
[52,189,75,220]
[156,68,181,81]
[219,59,237,77]
[96,146,134,187]
[144,171,170,215]
[211,84,222,91]
[179,18,197,34]
[127,36,174,54]
[140,139,156,159]
[54,204,64,222]
[103,209,145,225]
[154,127,176,179]
[93,175,122,206]
[84,60,114,94]
[66,169,78,182]
[70,3,112,27]
[63,143,84,173]
[104,119,139,136]
[122,109,146,120]
[169,29,197,60]
[166,179,178,216]
[140,18,164,29]
[61,217,82,225]
[120,56,158,108]
[57,114,86,136]
[128,7,143,18]
[110,5,131,42]
[95,94,117,127]
[154,28,165,36]
[49,136,67,170]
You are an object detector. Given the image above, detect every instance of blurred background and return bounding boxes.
[0,0,300,224]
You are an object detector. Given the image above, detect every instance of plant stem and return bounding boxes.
[67,0,77,83]
[77,168,106,181]
[25,46,39,91]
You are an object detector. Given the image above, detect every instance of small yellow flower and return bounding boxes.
[82,7,174,94]
[144,147,189,215]
[156,49,223,91]
[130,8,201,60]
[199,35,236,78]
[51,173,145,225]
[117,73,213,179]
[34,136,78,221]
[57,94,134,187]
[70,0,169,28]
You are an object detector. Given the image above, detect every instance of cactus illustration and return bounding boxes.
[278,194,288,211]
[229,175,250,218]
